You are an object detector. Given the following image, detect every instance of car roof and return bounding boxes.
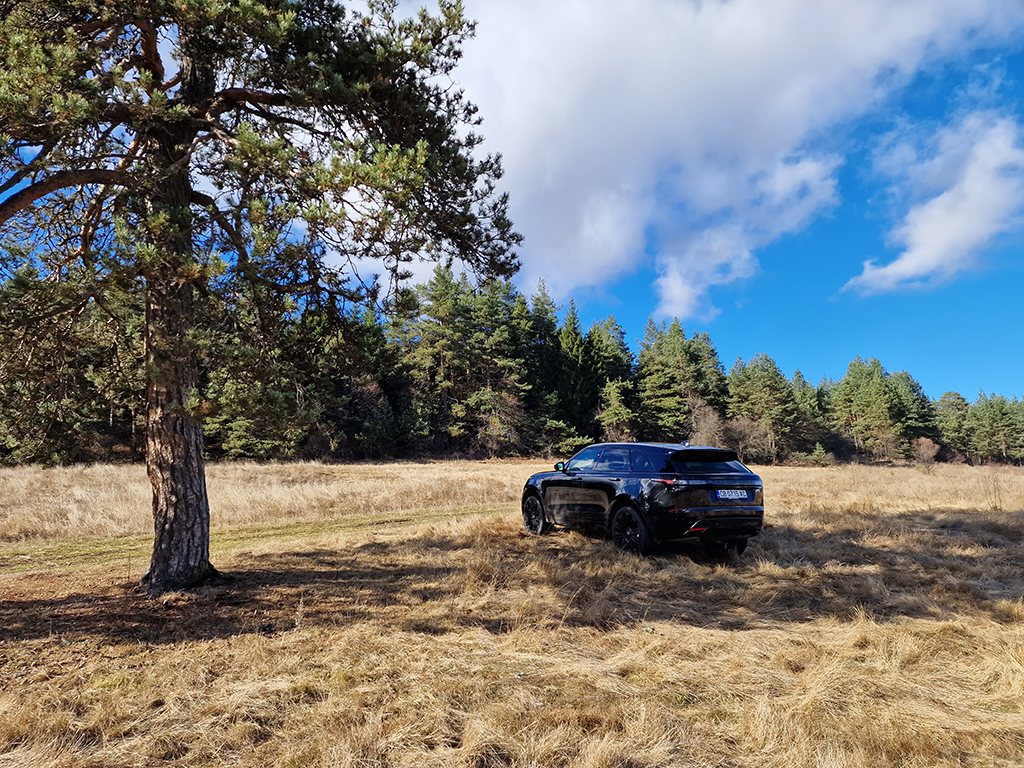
[582,442,742,461]
[586,442,721,451]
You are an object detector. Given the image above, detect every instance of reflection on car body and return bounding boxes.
[521,442,764,558]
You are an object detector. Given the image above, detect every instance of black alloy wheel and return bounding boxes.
[610,505,654,555]
[522,494,550,534]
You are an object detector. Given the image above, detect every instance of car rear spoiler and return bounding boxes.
[669,448,739,463]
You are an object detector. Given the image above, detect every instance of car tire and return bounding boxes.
[522,493,551,535]
[610,505,655,555]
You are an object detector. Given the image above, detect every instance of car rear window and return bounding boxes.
[671,459,748,473]
[669,449,748,474]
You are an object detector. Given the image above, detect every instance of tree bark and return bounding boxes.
[143,272,214,597]
[141,30,217,597]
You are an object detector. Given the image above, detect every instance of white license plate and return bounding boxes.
[716,489,747,500]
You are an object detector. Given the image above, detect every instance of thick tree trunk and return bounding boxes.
[143,271,214,597]
[140,30,217,598]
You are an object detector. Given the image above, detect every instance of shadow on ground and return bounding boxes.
[1,508,1022,644]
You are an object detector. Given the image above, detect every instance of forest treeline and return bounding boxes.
[1,265,1020,466]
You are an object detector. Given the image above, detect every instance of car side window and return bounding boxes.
[566,447,602,472]
[593,447,630,472]
[639,447,673,473]
[629,449,656,474]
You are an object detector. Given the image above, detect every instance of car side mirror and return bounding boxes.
[554,461,566,472]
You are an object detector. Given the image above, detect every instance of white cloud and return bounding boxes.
[846,113,1024,293]
[651,152,840,317]
[456,0,1024,317]
[654,225,758,320]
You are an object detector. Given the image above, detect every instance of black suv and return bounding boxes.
[521,442,763,557]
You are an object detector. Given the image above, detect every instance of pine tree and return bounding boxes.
[0,0,519,595]
[464,278,529,454]
[727,353,799,462]
[596,379,637,442]
[399,266,472,449]
[0,267,145,463]
[685,332,728,412]
[635,320,690,441]
[635,319,727,442]
[556,301,599,438]
[584,315,635,442]
[966,393,1023,464]
[514,281,582,454]
[831,358,901,461]
[936,391,970,460]
[790,369,829,452]
[524,280,561,408]
[587,316,633,385]
[889,370,939,450]
[398,266,529,455]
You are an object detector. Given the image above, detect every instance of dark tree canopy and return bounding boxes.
[0,0,520,596]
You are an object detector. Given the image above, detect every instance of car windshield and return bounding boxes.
[566,446,601,472]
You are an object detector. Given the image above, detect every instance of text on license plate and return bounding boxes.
[716,489,747,500]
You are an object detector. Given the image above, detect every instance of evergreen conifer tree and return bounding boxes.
[966,393,1023,464]
[936,391,971,460]
[831,358,901,460]
[635,319,727,442]
[596,379,637,442]
[556,301,598,438]
[790,370,829,452]
[0,0,518,595]
[727,353,799,462]
[635,320,690,441]
[889,370,939,450]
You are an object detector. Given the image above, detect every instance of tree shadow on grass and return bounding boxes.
[0,548,461,644]
[1,509,1022,644]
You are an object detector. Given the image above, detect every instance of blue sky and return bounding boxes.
[6,1,1021,402]
[452,0,1024,400]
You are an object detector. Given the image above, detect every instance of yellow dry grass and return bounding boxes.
[0,459,543,541]
[1,460,1023,767]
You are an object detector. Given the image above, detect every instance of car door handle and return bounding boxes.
[606,478,620,482]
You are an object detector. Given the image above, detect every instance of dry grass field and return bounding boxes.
[1,460,1023,767]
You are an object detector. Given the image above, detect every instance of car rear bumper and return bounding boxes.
[652,512,764,541]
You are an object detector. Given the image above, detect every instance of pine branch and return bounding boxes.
[0,169,137,226]
[208,88,300,116]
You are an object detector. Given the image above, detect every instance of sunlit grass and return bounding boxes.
[1,460,1023,767]
[0,459,547,541]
